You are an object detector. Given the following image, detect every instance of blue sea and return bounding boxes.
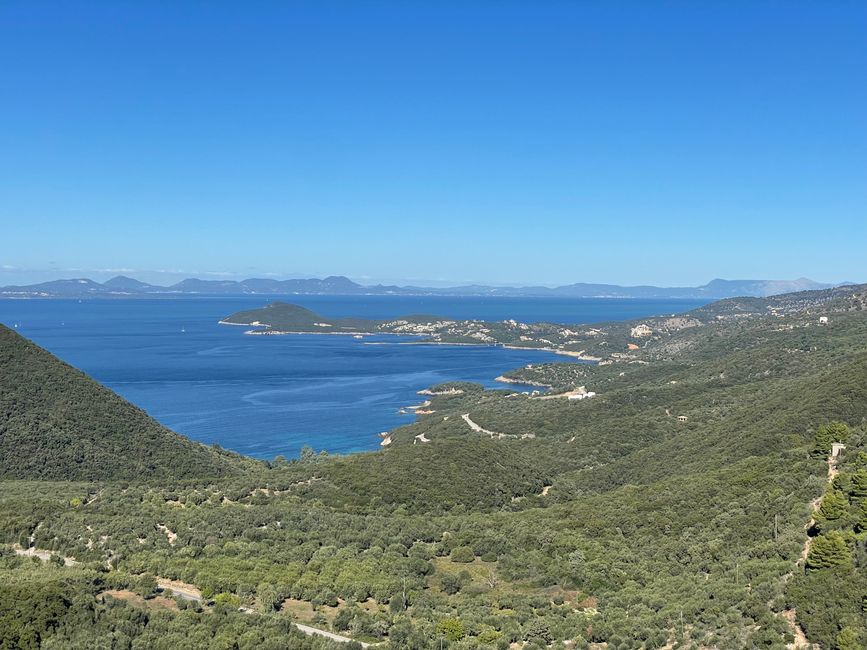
[0,296,708,459]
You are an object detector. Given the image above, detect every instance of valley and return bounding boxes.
[2,284,867,647]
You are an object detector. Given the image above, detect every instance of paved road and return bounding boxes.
[156,580,202,603]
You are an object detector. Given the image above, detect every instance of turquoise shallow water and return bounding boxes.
[0,296,708,459]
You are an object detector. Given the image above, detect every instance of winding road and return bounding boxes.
[8,552,371,647]
[154,579,371,646]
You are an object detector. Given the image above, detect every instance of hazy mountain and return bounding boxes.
[168,278,251,293]
[0,278,109,297]
[0,274,845,299]
[102,275,159,291]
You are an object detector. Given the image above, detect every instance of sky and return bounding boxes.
[1,1,865,288]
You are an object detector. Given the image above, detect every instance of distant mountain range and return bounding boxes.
[0,275,847,300]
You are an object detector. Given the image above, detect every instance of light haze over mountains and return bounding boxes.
[0,275,846,300]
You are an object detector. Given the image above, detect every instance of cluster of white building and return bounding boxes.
[568,391,596,401]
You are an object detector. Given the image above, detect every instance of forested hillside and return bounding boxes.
[0,325,241,481]
[1,285,866,648]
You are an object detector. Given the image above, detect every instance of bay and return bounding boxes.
[0,296,708,459]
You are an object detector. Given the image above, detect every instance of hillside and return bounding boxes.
[1,285,866,647]
[0,325,241,481]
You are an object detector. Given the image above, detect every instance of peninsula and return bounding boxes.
[3,282,867,647]
[220,284,865,365]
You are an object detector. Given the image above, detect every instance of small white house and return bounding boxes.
[831,443,846,458]
[818,316,829,325]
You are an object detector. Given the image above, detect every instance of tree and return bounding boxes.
[450,546,475,563]
[812,421,850,457]
[824,421,851,443]
[389,592,408,613]
[812,430,834,457]
[481,567,498,589]
[835,627,860,650]
[568,549,586,581]
[436,617,465,642]
[333,607,356,631]
[257,582,280,613]
[440,573,462,595]
[478,627,503,645]
[818,490,849,522]
[213,592,241,610]
[523,618,553,644]
[857,500,867,533]
[134,574,157,598]
[806,532,852,571]
[849,469,867,498]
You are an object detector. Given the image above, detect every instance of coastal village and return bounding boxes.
[220,286,867,451]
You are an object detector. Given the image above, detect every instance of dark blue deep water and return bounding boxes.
[0,296,707,459]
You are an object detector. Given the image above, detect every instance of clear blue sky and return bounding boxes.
[2,1,865,287]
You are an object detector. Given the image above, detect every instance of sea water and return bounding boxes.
[0,296,707,459]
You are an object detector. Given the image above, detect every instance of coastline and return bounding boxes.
[495,375,551,389]
[245,329,392,336]
[220,319,604,362]
[501,343,601,363]
[218,320,411,337]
